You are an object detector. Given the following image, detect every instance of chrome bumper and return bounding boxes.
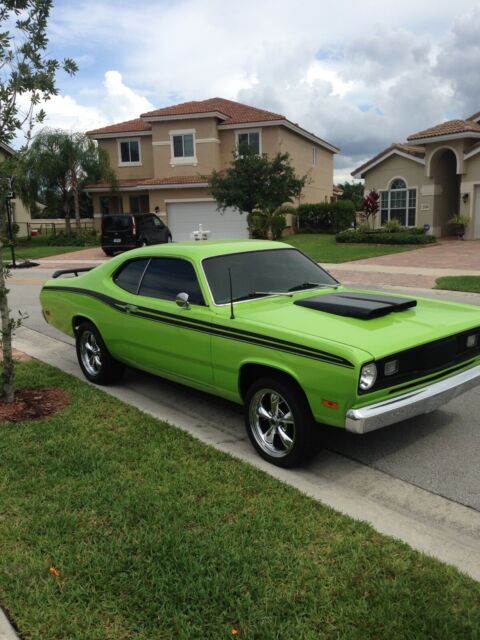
[345,364,480,434]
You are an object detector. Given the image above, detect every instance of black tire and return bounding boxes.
[140,239,148,247]
[103,248,115,257]
[244,375,315,467]
[167,235,172,243]
[75,321,124,385]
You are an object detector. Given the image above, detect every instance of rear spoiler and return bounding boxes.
[52,267,93,279]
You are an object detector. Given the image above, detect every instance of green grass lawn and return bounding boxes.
[435,276,480,293]
[1,360,480,640]
[12,235,99,260]
[282,234,422,263]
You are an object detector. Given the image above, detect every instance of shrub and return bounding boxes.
[296,201,356,233]
[247,211,286,240]
[47,230,97,246]
[382,219,402,233]
[336,230,436,245]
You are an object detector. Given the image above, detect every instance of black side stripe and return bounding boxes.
[44,285,354,368]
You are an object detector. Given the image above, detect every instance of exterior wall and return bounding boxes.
[460,152,480,239]
[150,118,221,178]
[98,136,154,180]
[363,155,433,231]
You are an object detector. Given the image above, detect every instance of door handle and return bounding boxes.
[119,303,138,314]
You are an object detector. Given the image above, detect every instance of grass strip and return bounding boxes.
[1,360,479,639]
[282,234,419,263]
[435,275,480,293]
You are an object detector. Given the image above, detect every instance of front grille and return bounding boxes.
[364,328,480,393]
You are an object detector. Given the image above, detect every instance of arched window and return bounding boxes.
[380,178,416,227]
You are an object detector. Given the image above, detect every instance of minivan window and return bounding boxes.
[113,258,150,294]
[139,258,204,305]
[102,215,132,232]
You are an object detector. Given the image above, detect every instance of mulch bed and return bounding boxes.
[0,388,71,423]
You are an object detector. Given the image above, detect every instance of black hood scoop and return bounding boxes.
[294,292,417,320]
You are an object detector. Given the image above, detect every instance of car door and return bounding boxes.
[109,256,213,388]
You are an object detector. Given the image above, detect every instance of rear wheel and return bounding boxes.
[244,376,315,467]
[103,248,115,257]
[76,322,124,385]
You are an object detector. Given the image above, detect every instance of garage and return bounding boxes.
[167,201,249,241]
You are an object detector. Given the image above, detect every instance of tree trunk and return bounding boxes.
[63,200,72,236]
[0,238,15,403]
[72,168,81,237]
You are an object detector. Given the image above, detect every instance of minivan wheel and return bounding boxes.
[244,376,314,467]
[76,321,124,385]
[103,248,115,257]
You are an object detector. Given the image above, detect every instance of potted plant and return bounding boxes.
[448,214,470,239]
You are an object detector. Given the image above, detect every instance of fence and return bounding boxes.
[15,219,95,238]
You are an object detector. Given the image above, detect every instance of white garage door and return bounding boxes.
[167,201,249,241]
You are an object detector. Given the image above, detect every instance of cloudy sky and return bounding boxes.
[20,0,480,180]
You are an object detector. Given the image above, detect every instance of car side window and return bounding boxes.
[152,216,165,228]
[138,258,205,305]
[113,258,150,294]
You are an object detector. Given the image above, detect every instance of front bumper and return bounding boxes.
[345,363,480,434]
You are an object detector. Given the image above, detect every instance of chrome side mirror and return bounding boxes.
[175,292,190,309]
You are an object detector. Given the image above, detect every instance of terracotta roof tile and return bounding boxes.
[466,111,480,122]
[141,97,285,125]
[407,119,480,140]
[84,178,141,190]
[138,176,209,186]
[352,143,425,177]
[86,118,152,136]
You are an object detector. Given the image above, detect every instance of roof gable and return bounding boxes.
[407,118,480,141]
[351,143,425,178]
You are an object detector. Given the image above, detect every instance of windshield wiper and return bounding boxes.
[231,291,293,302]
[287,282,340,292]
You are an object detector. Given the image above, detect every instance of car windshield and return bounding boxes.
[203,248,339,304]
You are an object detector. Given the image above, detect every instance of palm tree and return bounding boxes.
[14,129,116,236]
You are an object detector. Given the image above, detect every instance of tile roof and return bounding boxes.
[352,143,425,177]
[86,118,152,136]
[466,111,480,122]
[85,176,209,190]
[407,119,480,141]
[141,97,286,124]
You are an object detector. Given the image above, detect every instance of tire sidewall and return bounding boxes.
[244,376,314,468]
[75,321,123,385]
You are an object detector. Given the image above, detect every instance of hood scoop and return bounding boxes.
[294,292,417,320]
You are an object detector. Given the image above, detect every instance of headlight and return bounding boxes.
[360,363,377,391]
[467,334,479,348]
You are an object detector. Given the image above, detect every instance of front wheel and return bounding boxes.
[244,376,315,467]
[76,321,124,385]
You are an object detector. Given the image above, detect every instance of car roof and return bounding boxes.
[120,239,291,260]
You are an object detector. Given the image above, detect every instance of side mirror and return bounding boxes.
[175,292,190,309]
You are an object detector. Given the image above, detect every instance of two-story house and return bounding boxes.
[352,111,480,239]
[86,97,339,241]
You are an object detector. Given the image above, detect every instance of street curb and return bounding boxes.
[0,608,19,640]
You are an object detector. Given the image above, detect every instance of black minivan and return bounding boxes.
[101,214,172,256]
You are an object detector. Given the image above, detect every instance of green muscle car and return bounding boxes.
[40,240,480,467]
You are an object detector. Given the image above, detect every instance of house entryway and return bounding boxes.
[429,149,460,235]
[474,186,480,240]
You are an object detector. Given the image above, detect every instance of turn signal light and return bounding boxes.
[467,334,479,348]
[322,399,339,410]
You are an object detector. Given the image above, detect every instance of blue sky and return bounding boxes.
[18,0,480,179]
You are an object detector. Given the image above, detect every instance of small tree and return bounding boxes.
[338,181,364,211]
[0,0,77,402]
[209,146,307,240]
[14,129,116,236]
[360,189,380,229]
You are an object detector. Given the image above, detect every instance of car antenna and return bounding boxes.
[228,267,235,320]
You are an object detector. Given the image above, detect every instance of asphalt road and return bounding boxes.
[9,268,480,512]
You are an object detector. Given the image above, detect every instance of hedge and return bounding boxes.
[297,201,356,233]
[336,230,436,245]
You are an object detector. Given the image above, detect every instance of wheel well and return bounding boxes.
[72,315,91,335]
[239,364,306,401]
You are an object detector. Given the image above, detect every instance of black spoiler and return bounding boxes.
[52,267,94,279]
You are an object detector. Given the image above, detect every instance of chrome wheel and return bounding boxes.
[80,330,102,376]
[249,389,295,458]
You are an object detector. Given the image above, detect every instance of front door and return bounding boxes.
[474,186,480,239]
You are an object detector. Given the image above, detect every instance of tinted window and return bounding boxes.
[203,249,337,304]
[114,259,149,294]
[102,215,132,232]
[139,258,204,305]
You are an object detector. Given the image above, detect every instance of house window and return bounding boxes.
[172,133,195,158]
[118,139,141,165]
[312,146,317,167]
[237,131,261,154]
[380,179,416,227]
[129,194,150,214]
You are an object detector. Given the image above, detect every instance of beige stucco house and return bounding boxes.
[352,112,480,239]
[0,141,32,237]
[86,97,339,240]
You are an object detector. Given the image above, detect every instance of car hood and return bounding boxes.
[232,288,480,360]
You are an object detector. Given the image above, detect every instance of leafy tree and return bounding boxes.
[0,0,77,402]
[337,181,364,210]
[209,145,307,240]
[360,189,380,228]
[14,129,116,236]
